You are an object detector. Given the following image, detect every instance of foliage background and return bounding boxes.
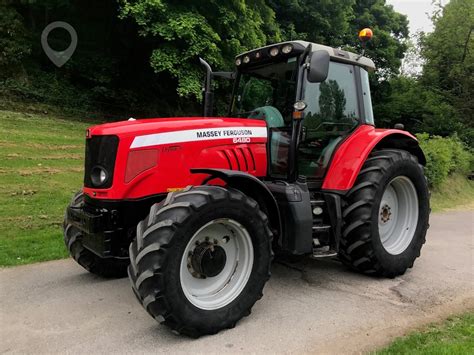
[0,0,472,267]
[0,0,472,144]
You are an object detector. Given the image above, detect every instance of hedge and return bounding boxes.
[416,133,472,187]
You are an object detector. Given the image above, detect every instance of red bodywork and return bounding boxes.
[322,125,418,191]
[83,118,418,200]
[84,117,268,200]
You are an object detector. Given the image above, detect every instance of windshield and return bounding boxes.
[230,57,299,126]
[229,57,299,178]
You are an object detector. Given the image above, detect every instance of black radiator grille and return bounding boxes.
[84,135,119,188]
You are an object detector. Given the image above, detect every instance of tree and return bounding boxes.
[2,0,414,119]
[0,5,31,79]
[420,0,473,145]
[119,0,281,99]
[268,0,355,47]
[373,76,465,137]
[347,0,409,80]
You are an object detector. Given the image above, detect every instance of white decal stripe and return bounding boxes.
[131,126,268,148]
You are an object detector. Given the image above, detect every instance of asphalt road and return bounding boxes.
[1,210,473,354]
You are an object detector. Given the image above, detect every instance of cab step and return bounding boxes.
[312,225,331,232]
[311,245,338,258]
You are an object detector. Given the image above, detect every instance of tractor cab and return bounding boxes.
[206,40,376,183]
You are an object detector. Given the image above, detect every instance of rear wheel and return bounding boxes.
[63,191,129,278]
[128,185,273,337]
[339,149,430,277]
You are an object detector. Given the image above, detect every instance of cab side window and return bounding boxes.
[360,68,374,124]
[304,62,359,121]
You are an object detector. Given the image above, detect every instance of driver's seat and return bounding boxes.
[248,106,284,128]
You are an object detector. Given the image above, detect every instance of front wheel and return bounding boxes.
[128,185,273,337]
[339,149,430,278]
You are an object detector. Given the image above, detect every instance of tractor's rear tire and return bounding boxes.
[63,191,129,278]
[128,185,273,337]
[339,149,430,278]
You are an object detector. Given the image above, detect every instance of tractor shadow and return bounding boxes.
[57,257,413,345]
[268,255,414,307]
[271,255,366,287]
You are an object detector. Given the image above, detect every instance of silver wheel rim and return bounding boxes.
[179,218,254,310]
[378,176,419,255]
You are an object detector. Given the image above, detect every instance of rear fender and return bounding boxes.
[322,125,426,192]
[191,168,281,237]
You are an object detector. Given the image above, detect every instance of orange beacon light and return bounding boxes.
[358,28,373,43]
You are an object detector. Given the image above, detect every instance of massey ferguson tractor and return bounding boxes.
[63,30,430,337]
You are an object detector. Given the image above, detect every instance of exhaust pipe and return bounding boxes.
[199,58,214,117]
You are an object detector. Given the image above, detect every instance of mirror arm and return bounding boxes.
[295,44,312,101]
[213,72,236,80]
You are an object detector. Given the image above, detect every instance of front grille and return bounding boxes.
[84,135,119,188]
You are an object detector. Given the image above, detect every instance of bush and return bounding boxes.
[417,133,472,186]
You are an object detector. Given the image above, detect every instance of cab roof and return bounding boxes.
[236,40,376,72]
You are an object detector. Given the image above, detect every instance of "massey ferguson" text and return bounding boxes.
[196,129,253,139]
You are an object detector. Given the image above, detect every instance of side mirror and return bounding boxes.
[307,50,330,83]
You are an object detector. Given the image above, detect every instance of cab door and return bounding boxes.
[298,62,362,180]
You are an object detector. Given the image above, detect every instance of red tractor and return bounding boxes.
[64,35,430,337]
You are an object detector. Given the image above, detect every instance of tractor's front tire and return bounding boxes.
[339,149,430,278]
[128,185,273,337]
[63,191,129,278]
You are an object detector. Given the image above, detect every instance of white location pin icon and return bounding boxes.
[41,21,77,67]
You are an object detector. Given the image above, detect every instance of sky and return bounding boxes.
[386,0,450,74]
[386,0,450,35]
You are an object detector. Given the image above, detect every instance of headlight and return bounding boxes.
[243,55,250,64]
[282,44,293,54]
[91,166,108,186]
[235,58,242,66]
[269,47,279,57]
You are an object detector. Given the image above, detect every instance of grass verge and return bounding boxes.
[0,110,91,266]
[0,109,473,266]
[430,173,474,212]
[376,312,474,354]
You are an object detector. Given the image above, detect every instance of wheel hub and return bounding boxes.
[380,204,392,223]
[180,218,254,310]
[378,176,419,255]
[189,242,227,278]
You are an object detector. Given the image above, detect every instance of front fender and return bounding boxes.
[322,125,425,192]
[191,168,281,237]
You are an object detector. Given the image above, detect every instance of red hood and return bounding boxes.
[83,116,269,200]
[88,117,266,139]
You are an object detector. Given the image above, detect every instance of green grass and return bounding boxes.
[377,313,474,354]
[0,110,92,266]
[431,173,474,212]
[0,109,473,266]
